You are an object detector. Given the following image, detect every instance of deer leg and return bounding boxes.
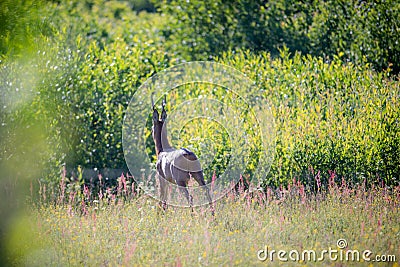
[176,179,193,208]
[191,171,214,215]
[158,174,168,210]
[172,166,193,209]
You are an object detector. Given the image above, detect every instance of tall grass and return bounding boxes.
[5,175,399,266]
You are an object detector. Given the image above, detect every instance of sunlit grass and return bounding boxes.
[7,178,400,266]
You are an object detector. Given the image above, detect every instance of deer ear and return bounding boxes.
[152,109,159,122]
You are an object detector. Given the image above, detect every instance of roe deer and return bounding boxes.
[151,95,213,214]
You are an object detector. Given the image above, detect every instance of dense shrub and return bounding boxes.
[219,49,399,187]
[1,1,172,184]
[158,0,400,74]
[1,0,399,189]
[0,0,56,57]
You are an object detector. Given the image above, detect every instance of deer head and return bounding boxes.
[152,94,168,155]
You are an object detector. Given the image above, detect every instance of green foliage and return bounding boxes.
[1,0,399,188]
[158,0,400,74]
[157,0,314,59]
[59,39,169,171]
[308,0,400,74]
[1,1,172,182]
[0,0,56,57]
[219,49,399,187]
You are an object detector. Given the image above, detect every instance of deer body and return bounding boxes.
[152,95,213,211]
[158,148,202,181]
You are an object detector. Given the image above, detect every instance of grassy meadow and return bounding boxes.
[1,0,400,266]
[6,179,400,266]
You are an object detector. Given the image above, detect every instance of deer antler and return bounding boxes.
[161,95,167,121]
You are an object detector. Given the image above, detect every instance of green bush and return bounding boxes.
[41,2,173,173]
[0,0,56,57]
[158,0,400,74]
[1,1,172,183]
[1,0,398,189]
[219,49,399,187]
[308,0,400,74]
